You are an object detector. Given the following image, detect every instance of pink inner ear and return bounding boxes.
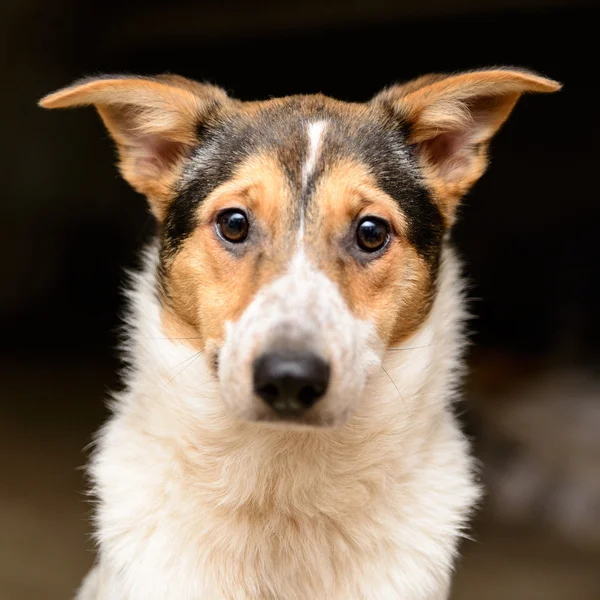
[418,94,517,183]
[418,96,505,183]
[421,129,475,182]
[131,134,187,177]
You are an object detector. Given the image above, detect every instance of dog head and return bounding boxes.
[40,69,559,427]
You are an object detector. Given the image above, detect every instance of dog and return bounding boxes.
[40,67,559,599]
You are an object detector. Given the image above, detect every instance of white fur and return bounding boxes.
[298,121,327,239]
[77,243,479,600]
[303,121,326,184]
[219,247,379,425]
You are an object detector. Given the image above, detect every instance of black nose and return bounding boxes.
[253,350,330,415]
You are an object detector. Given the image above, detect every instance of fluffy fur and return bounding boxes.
[77,243,478,600]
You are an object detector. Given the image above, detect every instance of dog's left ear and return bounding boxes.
[373,68,561,221]
[39,75,230,219]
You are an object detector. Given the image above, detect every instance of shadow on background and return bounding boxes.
[1,1,599,599]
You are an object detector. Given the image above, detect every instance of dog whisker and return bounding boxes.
[168,351,204,384]
[168,350,204,372]
[380,364,411,417]
[386,344,432,352]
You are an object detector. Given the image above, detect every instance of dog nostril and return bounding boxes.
[298,384,325,408]
[253,350,330,415]
[256,383,279,403]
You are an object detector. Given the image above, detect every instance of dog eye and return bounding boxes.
[356,217,389,252]
[217,210,249,243]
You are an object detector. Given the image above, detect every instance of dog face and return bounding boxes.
[41,69,559,427]
[162,99,445,427]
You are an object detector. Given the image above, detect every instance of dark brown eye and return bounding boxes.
[217,210,249,243]
[356,217,389,252]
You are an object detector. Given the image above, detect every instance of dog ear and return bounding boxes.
[40,75,229,219]
[373,68,561,221]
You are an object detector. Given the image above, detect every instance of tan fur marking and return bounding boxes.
[306,159,434,346]
[164,154,437,354]
[384,69,560,142]
[164,153,295,350]
[40,77,231,219]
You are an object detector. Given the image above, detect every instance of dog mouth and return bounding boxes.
[247,407,343,428]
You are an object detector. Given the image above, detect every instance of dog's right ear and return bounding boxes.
[40,75,229,219]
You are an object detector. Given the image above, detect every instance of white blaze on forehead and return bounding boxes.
[299,120,328,240]
[303,120,327,187]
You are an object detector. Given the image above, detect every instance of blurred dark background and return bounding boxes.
[1,1,599,599]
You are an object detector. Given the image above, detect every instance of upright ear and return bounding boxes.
[373,68,561,220]
[39,75,229,219]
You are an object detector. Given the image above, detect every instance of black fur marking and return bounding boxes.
[359,128,444,267]
[163,121,247,257]
[162,98,444,273]
[163,105,308,258]
[321,117,444,267]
